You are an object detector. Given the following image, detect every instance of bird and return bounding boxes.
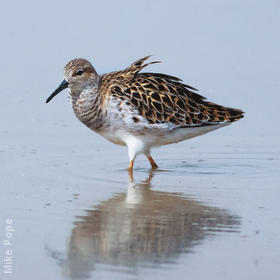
[46,56,244,172]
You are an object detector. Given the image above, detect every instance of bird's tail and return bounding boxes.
[201,101,245,123]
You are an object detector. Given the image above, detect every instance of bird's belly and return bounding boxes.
[98,128,127,146]
[151,123,230,146]
[95,122,229,149]
[86,97,230,148]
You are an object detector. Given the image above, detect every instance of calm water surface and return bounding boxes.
[46,172,240,279]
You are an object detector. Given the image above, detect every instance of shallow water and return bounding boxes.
[1,142,279,279]
[47,176,240,279]
[1,1,280,279]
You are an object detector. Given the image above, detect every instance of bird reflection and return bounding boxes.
[47,171,240,279]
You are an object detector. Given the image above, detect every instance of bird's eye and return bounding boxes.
[75,70,84,76]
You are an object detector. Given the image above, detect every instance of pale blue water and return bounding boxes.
[0,1,280,279]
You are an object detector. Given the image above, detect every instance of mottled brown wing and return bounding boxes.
[101,56,244,126]
[109,72,243,126]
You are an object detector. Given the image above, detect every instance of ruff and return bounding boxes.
[46,56,244,172]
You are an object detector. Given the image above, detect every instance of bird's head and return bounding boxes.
[46,58,99,103]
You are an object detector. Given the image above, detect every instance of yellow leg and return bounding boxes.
[146,155,158,169]
[128,159,135,172]
[128,169,134,181]
[128,159,134,181]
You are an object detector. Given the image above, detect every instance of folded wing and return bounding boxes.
[100,56,244,127]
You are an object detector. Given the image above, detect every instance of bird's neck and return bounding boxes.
[70,81,103,127]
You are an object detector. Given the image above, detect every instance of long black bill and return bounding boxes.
[46,80,69,103]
